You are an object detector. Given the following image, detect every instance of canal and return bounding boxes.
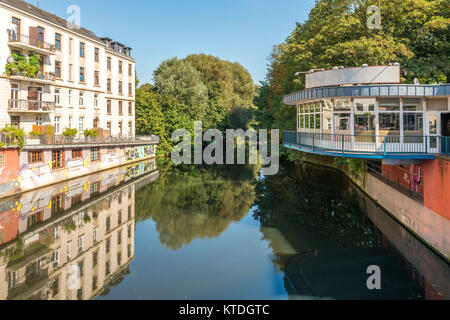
[0,159,448,300]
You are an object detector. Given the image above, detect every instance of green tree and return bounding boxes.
[154,57,208,121]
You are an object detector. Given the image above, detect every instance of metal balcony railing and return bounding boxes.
[8,32,55,52]
[283,131,450,157]
[25,134,160,146]
[8,99,55,112]
[7,70,56,82]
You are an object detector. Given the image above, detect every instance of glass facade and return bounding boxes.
[296,97,427,144]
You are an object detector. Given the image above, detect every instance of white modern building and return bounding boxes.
[283,65,450,160]
[0,0,136,136]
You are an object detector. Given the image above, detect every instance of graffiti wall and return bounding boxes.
[0,149,20,196]
[0,144,157,199]
[0,159,157,247]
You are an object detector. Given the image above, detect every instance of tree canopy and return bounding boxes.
[256,0,449,136]
[136,54,257,155]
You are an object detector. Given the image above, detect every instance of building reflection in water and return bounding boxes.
[0,160,159,300]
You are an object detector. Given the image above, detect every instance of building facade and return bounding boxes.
[0,0,136,136]
[0,159,159,300]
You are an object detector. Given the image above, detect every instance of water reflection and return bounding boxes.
[0,159,448,300]
[0,159,158,300]
[254,161,449,300]
[134,164,259,250]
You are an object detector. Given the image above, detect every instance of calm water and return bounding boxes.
[0,159,448,300]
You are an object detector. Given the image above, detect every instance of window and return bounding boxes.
[78,236,84,253]
[28,211,43,227]
[90,147,100,162]
[55,33,61,50]
[37,27,45,48]
[403,98,423,112]
[69,64,73,81]
[11,17,20,41]
[28,151,43,164]
[105,260,110,275]
[128,83,132,96]
[79,91,84,106]
[379,113,400,134]
[92,276,98,290]
[79,67,85,82]
[72,149,83,159]
[107,100,112,114]
[93,228,99,244]
[107,57,111,71]
[0,152,4,165]
[118,122,123,134]
[93,251,98,267]
[52,149,64,169]
[128,63,132,76]
[128,102,133,115]
[355,114,376,137]
[55,116,61,134]
[118,61,123,74]
[94,94,98,107]
[54,226,60,239]
[54,89,60,104]
[69,90,73,105]
[334,99,352,111]
[107,78,111,92]
[107,122,112,132]
[94,47,99,62]
[71,195,82,206]
[118,101,123,115]
[52,250,60,268]
[404,114,424,143]
[118,81,123,94]
[94,71,99,85]
[69,38,73,55]
[379,98,400,112]
[79,117,84,132]
[67,242,72,260]
[118,210,122,224]
[128,225,132,238]
[55,60,61,78]
[80,42,85,57]
[36,116,43,126]
[129,122,133,135]
[117,252,122,265]
[334,113,351,132]
[106,217,111,232]
[68,116,72,129]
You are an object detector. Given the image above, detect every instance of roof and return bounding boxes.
[0,0,101,43]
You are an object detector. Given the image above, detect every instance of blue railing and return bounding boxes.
[283,131,450,158]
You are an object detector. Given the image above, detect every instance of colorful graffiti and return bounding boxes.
[0,144,157,199]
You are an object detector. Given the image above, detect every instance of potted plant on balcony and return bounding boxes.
[1,124,24,150]
[43,125,55,145]
[63,128,78,143]
[27,130,43,146]
[83,128,98,142]
[5,52,40,79]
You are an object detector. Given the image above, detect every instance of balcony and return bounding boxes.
[6,70,56,85]
[283,131,450,160]
[8,33,56,56]
[8,99,55,113]
[24,134,160,147]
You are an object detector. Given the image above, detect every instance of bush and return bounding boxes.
[63,128,78,138]
[5,52,41,78]
[84,128,98,137]
[1,124,24,150]
[29,131,42,137]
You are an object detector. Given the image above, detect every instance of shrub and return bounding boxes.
[84,128,98,137]
[63,128,78,138]
[1,124,24,150]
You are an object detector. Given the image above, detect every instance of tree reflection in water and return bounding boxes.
[135,161,259,250]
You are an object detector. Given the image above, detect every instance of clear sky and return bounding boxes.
[36,0,315,84]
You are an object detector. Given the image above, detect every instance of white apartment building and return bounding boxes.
[0,0,136,137]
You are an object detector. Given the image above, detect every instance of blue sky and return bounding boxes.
[37,0,315,84]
